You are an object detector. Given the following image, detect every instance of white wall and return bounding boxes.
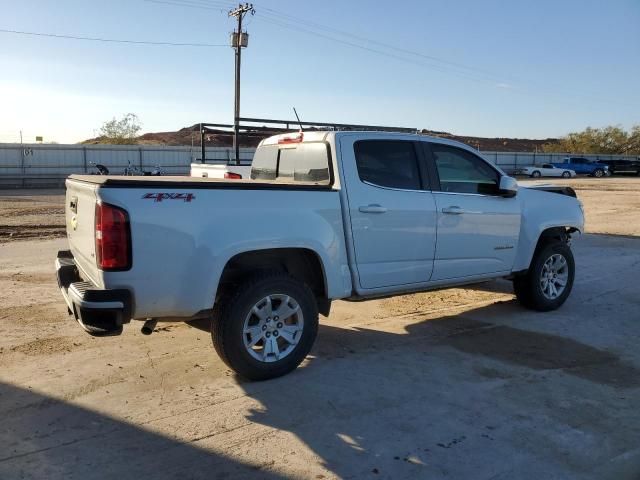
[0,143,637,187]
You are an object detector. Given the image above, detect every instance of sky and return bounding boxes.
[1,0,638,144]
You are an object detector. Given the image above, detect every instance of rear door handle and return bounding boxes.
[442,206,464,215]
[359,204,387,214]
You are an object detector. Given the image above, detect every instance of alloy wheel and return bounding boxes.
[242,294,305,363]
[539,254,569,300]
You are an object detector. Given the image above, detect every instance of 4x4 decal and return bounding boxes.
[142,193,195,203]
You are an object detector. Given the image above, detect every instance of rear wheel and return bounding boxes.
[211,272,319,381]
[513,241,575,312]
[531,170,541,178]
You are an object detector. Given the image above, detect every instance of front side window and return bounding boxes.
[430,144,500,195]
[354,140,421,190]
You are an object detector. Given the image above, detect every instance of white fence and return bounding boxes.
[0,143,637,188]
[0,143,255,188]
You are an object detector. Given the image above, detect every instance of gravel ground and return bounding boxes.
[0,177,639,479]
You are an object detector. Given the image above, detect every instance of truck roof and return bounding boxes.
[259,130,477,152]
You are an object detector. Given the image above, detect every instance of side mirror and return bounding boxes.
[499,176,518,198]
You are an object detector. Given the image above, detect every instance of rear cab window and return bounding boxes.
[251,142,332,185]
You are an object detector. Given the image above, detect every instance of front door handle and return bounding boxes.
[359,204,387,214]
[442,206,464,215]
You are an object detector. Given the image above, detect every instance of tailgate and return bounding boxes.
[65,178,101,285]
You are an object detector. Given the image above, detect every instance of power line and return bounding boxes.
[253,15,501,86]
[253,6,633,108]
[148,0,506,83]
[144,0,634,108]
[144,0,234,11]
[252,12,631,108]
[257,7,501,79]
[0,28,228,47]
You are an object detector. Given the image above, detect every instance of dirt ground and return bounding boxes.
[1,177,639,479]
[0,189,65,243]
[520,176,640,237]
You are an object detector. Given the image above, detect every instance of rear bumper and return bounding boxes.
[55,250,132,336]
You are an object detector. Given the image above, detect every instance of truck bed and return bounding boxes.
[64,175,349,320]
[68,175,334,190]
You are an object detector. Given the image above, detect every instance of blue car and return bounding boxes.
[551,157,609,177]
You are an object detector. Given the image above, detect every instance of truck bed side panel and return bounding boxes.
[96,187,351,319]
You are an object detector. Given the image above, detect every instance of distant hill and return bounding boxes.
[82,124,558,152]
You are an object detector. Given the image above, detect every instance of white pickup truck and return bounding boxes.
[57,131,584,380]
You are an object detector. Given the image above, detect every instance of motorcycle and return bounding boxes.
[123,160,165,176]
[89,162,110,175]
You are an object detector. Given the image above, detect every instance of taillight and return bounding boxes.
[95,202,131,270]
[224,171,242,179]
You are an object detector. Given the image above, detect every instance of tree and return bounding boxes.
[98,113,142,144]
[542,125,640,155]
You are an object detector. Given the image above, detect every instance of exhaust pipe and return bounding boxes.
[141,318,158,335]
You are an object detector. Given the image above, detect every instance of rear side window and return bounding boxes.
[354,140,421,190]
[250,143,331,185]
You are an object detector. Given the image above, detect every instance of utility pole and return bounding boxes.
[229,3,254,166]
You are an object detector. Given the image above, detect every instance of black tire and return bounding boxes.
[211,272,319,381]
[531,170,541,178]
[513,241,575,312]
[593,168,604,178]
[561,171,571,178]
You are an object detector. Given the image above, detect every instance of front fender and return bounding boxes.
[512,188,584,271]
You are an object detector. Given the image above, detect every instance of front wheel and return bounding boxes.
[211,272,319,381]
[561,171,571,178]
[531,170,542,178]
[513,241,575,312]
[593,169,604,178]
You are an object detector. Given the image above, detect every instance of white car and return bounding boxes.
[57,131,584,380]
[520,164,576,178]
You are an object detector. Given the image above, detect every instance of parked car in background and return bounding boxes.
[519,164,576,178]
[551,157,609,177]
[598,158,640,176]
